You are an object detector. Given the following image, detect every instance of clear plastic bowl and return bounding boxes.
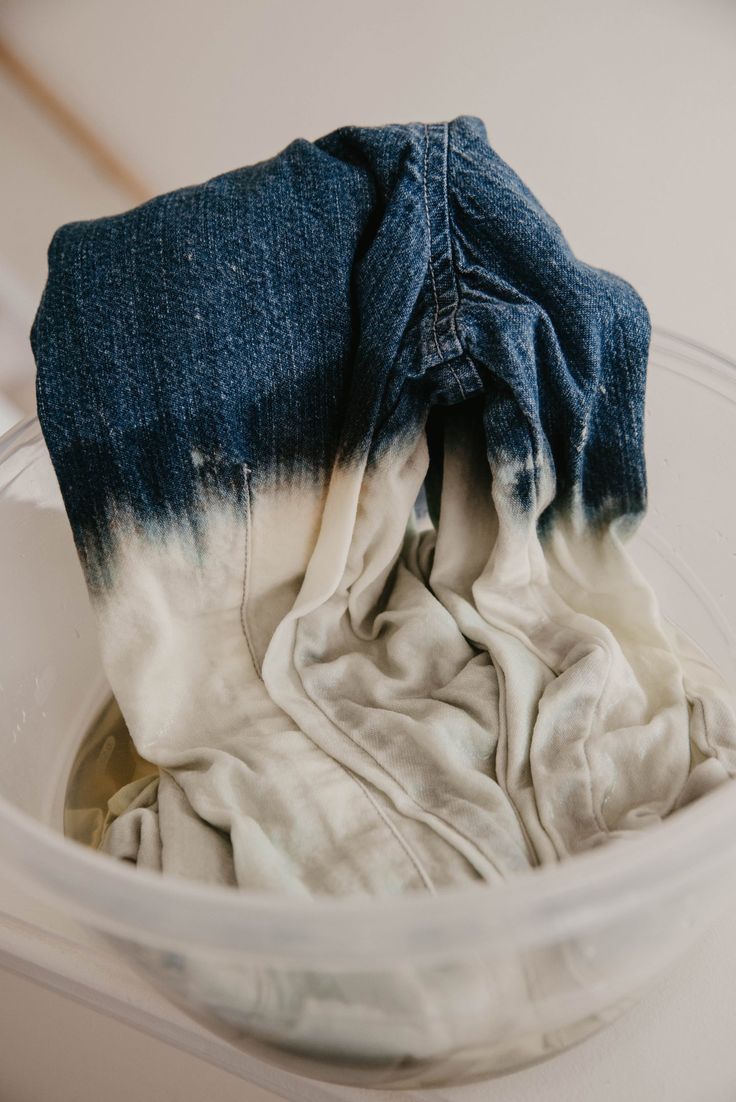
[1,330,735,1090]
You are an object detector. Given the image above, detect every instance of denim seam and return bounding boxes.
[443,123,467,360]
[422,123,468,400]
[422,123,445,365]
[239,465,263,679]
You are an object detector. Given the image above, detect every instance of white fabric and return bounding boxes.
[97,407,736,895]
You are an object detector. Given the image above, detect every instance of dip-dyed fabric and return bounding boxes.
[31,115,736,894]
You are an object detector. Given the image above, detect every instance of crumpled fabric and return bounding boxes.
[32,115,736,899]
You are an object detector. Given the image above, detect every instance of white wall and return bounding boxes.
[1,0,735,385]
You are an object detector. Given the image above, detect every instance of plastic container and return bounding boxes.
[1,330,735,1091]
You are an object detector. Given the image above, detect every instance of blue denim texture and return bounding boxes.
[31,115,650,584]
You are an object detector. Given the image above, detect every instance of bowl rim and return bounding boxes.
[1,328,736,966]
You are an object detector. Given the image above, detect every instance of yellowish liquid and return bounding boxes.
[60,700,613,1089]
[63,697,158,848]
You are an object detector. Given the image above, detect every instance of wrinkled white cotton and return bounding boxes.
[98,405,736,896]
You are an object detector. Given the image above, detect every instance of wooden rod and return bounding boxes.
[0,35,151,205]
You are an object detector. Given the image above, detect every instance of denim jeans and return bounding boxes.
[30,115,736,898]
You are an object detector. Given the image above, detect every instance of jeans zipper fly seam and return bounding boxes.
[422,123,465,389]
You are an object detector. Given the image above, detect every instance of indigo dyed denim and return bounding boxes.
[33,115,649,576]
[30,116,736,901]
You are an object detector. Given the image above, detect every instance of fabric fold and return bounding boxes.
[31,115,736,900]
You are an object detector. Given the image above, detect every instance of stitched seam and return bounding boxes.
[443,122,465,358]
[446,359,468,400]
[239,466,263,679]
[422,123,444,363]
[423,122,467,400]
[349,773,437,894]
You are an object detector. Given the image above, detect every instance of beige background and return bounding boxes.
[2,0,736,417]
[0,2,735,1100]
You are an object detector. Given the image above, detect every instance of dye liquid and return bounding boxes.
[63,696,157,848]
